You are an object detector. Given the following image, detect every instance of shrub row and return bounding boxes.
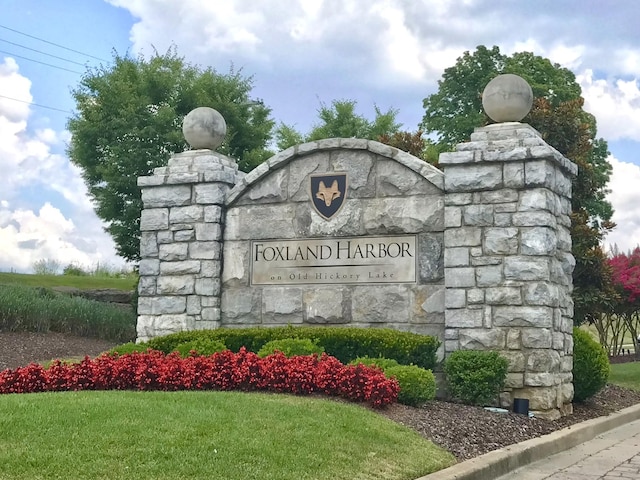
[0,284,136,342]
[145,326,440,370]
[0,349,399,407]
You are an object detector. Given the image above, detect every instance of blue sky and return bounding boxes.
[2,0,640,272]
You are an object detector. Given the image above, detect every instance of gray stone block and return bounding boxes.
[169,205,203,224]
[521,328,552,348]
[140,232,159,257]
[459,329,506,349]
[445,289,466,309]
[444,227,482,247]
[140,209,169,231]
[484,227,519,255]
[444,164,502,192]
[262,287,303,324]
[476,265,503,287]
[363,196,444,234]
[189,241,221,260]
[504,256,550,281]
[463,204,494,226]
[445,267,475,288]
[418,233,444,283]
[157,276,195,295]
[138,296,186,315]
[141,185,191,208]
[445,308,483,328]
[303,288,347,323]
[351,286,409,323]
[485,287,522,305]
[521,227,557,255]
[236,168,288,205]
[160,260,201,275]
[444,247,469,267]
[493,306,553,327]
[445,206,462,228]
[159,243,188,261]
[139,259,160,276]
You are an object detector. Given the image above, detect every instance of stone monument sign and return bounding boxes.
[136,74,576,418]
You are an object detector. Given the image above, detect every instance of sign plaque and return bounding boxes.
[251,235,417,285]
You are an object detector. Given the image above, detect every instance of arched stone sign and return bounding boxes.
[220,139,445,337]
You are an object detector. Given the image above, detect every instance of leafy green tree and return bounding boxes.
[421,46,615,325]
[67,48,274,262]
[275,100,401,150]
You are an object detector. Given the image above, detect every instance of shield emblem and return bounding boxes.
[310,173,348,220]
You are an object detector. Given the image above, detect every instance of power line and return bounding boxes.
[0,24,107,62]
[0,50,83,74]
[0,94,73,114]
[0,38,89,67]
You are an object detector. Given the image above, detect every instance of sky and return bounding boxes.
[1,0,640,273]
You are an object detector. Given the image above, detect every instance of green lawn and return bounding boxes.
[0,272,136,291]
[0,390,455,480]
[610,362,640,391]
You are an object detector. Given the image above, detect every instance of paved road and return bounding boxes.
[497,418,640,479]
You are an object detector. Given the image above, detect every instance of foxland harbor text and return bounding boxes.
[250,235,417,285]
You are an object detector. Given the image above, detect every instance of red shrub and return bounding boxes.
[0,349,398,407]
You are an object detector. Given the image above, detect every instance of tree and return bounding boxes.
[275,100,401,150]
[67,48,274,262]
[421,46,615,325]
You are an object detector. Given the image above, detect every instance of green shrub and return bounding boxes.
[349,356,400,370]
[385,365,436,406]
[146,326,440,369]
[444,350,508,406]
[108,342,151,355]
[257,338,324,358]
[174,339,227,358]
[573,327,610,402]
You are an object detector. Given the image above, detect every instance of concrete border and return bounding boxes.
[417,403,640,480]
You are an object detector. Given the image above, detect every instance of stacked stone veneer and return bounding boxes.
[136,150,243,340]
[221,139,445,338]
[440,122,577,419]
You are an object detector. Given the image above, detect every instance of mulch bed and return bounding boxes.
[1,331,639,461]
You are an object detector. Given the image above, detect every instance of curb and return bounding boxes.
[416,403,640,480]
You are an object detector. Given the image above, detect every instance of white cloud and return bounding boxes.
[578,70,640,141]
[0,58,127,273]
[605,156,640,252]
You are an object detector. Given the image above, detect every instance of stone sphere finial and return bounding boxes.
[482,74,533,123]
[182,107,227,150]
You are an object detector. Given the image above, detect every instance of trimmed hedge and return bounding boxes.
[145,326,440,370]
[444,350,508,406]
[385,365,436,406]
[257,338,324,358]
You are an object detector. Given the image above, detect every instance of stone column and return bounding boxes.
[136,108,242,342]
[441,121,577,419]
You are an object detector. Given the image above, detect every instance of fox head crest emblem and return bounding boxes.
[315,180,341,207]
[310,173,348,220]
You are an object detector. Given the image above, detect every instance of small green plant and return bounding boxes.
[385,365,437,406]
[174,339,227,358]
[108,342,152,355]
[257,338,325,358]
[349,356,400,370]
[444,350,508,406]
[573,327,610,402]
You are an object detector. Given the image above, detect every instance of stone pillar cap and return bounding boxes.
[482,74,533,123]
[182,107,227,150]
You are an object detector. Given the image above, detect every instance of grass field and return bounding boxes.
[610,362,640,391]
[0,390,455,480]
[0,272,136,291]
